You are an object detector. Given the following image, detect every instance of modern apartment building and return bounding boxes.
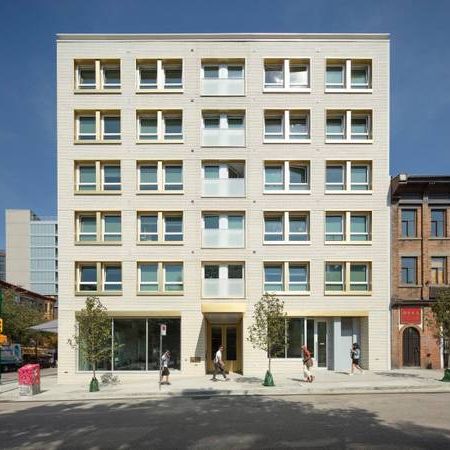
[57,33,390,382]
[0,250,5,281]
[5,209,58,296]
[391,175,449,369]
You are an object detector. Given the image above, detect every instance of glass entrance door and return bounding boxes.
[316,321,327,368]
[207,323,242,374]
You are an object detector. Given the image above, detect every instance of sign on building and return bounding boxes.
[400,307,422,325]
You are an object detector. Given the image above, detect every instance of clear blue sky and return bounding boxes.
[1,0,450,248]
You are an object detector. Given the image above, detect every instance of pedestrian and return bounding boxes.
[350,343,363,375]
[301,345,314,382]
[161,350,171,385]
[212,344,229,381]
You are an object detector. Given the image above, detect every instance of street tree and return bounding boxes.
[430,287,450,378]
[68,296,111,391]
[247,293,286,386]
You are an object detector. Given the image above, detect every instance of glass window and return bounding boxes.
[326,65,345,88]
[164,64,182,88]
[350,215,369,241]
[264,216,283,241]
[228,65,243,79]
[102,116,120,140]
[164,263,183,291]
[431,257,446,285]
[104,265,122,291]
[289,63,308,87]
[164,165,183,191]
[351,165,370,190]
[164,116,182,140]
[79,216,97,241]
[78,165,96,191]
[103,66,120,88]
[264,265,283,291]
[326,215,344,241]
[164,216,183,241]
[289,164,308,190]
[401,257,417,285]
[139,165,157,190]
[104,215,121,241]
[326,165,345,190]
[325,263,344,291]
[264,116,283,139]
[203,116,220,128]
[79,265,97,291]
[228,265,243,279]
[204,165,220,179]
[351,115,370,140]
[139,65,157,89]
[289,215,308,241]
[204,65,219,79]
[350,264,369,291]
[289,114,309,139]
[103,165,121,191]
[265,63,284,87]
[264,165,283,190]
[113,319,146,370]
[228,215,243,230]
[139,263,158,291]
[147,318,181,370]
[401,209,416,238]
[289,264,309,291]
[326,116,345,140]
[78,116,96,140]
[140,215,158,241]
[204,265,219,279]
[351,65,369,88]
[139,116,158,140]
[431,210,446,238]
[227,116,244,129]
[204,215,219,229]
[286,318,305,358]
[78,66,96,89]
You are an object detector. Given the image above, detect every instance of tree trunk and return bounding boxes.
[269,355,271,373]
[93,361,96,380]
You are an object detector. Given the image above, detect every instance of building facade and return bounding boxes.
[57,33,390,382]
[5,209,58,296]
[0,250,5,281]
[391,175,449,369]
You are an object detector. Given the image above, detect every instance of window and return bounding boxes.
[79,265,97,291]
[264,110,310,141]
[136,59,183,91]
[431,210,446,238]
[139,215,158,241]
[401,257,417,285]
[201,111,246,146]
[264,165,284,190]
[103,215,121,241]
[350,214,370,241]
[137,111,183,142]
[325,262,371,293]
[202,162,245,197]
[264,59,310,90]
[289,264,309,291]
[78,116,96,140]
[77,64,96,89]
[75,60,121,91]
[138,262,183,293]
[264,262,310,293]
[350,264,369,291]
[102,64,121,89]
[76,212,121,243]
[325,263,344,291]
[76,263,122,294]
[326,165,345,190]
[351,114,370,140]
[103,264,122,291]
[273,318,317,359]
[78,215,97,241]
[326,59,371,90]
[326,115,345,140]
[202,213,245,248]
[326,215,344,241]
[138,212,183,243]
[351,165,370,190]
[75,111,121,142]
[401,209,417,238]
[202,263,245,297]
[431,257,446,285]
[264,212,309,243]
[326,162,372,192]
[264,264,283,291]
[326,111,372,142]
[325,212,371,242]
[137,162,183,193]
[75,162,121,193]
[202,62,244,80]
[164,215,183,241]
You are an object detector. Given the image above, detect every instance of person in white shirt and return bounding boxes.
[161,350,171,385]
[212,345,229,381]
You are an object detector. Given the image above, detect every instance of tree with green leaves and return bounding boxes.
[430,288,450,378]
[247,293,286,386]
[68,296,112,391]
[1,288,45,344]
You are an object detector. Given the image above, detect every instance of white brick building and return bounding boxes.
[57,33,390,382]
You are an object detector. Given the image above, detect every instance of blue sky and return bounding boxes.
[1,0,450,248]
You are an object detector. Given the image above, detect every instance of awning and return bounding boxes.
[29,319,58,333]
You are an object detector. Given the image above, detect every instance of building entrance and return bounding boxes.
[403,327,420,367]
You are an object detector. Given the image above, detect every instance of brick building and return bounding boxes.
[391,174,450,369]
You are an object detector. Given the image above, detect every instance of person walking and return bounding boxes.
[350,343,363,375]
[212,345,229,381]
[301,344,314,382]
[160,350,171,385]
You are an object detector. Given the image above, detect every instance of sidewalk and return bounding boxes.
[1,369,450,402]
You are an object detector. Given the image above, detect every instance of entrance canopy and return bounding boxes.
[204,313,242,324]
[29,319,58,333]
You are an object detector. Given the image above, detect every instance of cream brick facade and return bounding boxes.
[57,33,390,383]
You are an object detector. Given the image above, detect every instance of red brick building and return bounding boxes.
[391,174,450,369]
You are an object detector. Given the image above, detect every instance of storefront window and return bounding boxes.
[147,319,181,370]
[113,319,146,370]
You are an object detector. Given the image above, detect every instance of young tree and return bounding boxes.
[247,293,286,386]
[68,296,112,391]
[430,288,450,379]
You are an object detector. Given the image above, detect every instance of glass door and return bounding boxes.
[207,323,242,374]
[316,321,327,368]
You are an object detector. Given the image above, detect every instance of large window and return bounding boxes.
[201,61,245,95]
[264,262,309,293]
[264,59,310,90]
[201,111,246,146]
[326,162,372,192]
[431,257,446,285]
[202,213,245,248]
[326,111,372,142]
[202,263,245,298]
[273,318,316,359]
[137,111,183,142]
[325,212,371,242]
[76,212,121,243]
[76,262,122,294]
[138,212,183,243]
[326,59,372,91]
[264,212,309,243]
[202,161,245,197]
[138,262,183,293]
[75,60,121,91]
[75,111,121,142]
[325,262,371,293]
[401,209,417,238]
[264,110,310,142]
[264,161,309,192]
[401,257,417,285]
[137,59,183,91]
[137,162,183,193]
[431,210,446,238]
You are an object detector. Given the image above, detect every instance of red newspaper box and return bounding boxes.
[18,364,40,396]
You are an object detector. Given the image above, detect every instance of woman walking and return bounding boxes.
[350,343,363,375]
[301,345,314,382]
[161,350,171,385]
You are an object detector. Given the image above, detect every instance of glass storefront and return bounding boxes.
[78,317,181,371]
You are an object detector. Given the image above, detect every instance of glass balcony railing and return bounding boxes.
[202,178,245,197]
[203,279,245,298]
[202,129,245,147]
[202,229,244,248]
[201,78,245,96]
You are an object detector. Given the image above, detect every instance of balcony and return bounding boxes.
[203,229,244,248]
[202,178,245,197]
[201,78,245,96]
[202,129,245,147]
[203,279,245,298]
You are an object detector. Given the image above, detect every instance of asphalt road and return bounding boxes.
[1,393,449,449]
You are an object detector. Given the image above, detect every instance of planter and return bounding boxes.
[89,377,99,392]
[263,370,275,386]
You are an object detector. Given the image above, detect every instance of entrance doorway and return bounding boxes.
[206,321,242,374]
[403,327,420,367]
[316,321,327,368]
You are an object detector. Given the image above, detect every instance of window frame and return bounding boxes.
[137,262,184,294]
[137,162,183,194]
[136,59,183,92]
[263,58,310,91]
[401,257,417,285]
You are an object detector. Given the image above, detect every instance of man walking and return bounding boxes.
[212,344,229,381]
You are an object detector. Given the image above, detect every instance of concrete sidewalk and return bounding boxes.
[1,369,450,402]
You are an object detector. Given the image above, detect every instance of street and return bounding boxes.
[1,393,449,449]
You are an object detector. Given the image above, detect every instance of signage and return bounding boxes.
[160,324,167,336]
[400,307,422,325]
[0,334,7,345]
[0,318,2,333]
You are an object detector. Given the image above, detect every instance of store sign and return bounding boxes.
[160,324,167,336]
[400,307,422,325]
